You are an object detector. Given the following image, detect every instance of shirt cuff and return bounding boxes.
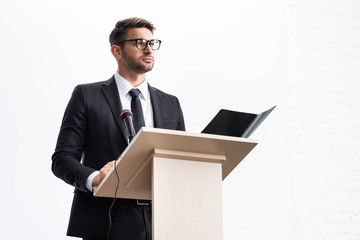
[85,171,100,192]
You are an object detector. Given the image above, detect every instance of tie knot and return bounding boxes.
[129,88,141,98]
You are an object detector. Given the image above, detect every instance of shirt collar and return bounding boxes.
[114,71,149,100]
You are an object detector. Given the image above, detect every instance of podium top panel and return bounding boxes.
[123,127,257,176]
[93,128,257,199]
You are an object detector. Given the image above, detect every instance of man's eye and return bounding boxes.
[138,40,147,45]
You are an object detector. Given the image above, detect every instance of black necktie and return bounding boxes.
[129,88,145,133]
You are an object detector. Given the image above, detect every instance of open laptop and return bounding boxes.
[201,106,276,138]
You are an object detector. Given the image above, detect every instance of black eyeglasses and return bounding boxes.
[118,38,162,50]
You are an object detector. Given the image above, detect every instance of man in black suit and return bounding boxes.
[52,17,185,240]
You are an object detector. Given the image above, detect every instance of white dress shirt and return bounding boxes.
[114,71,154,128]
[85,72,154,191]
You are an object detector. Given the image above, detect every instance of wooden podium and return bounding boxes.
[94,127,257,240]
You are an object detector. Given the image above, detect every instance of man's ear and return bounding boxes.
[111,45,122,60]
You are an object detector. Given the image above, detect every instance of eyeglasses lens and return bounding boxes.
[136,39,160,50]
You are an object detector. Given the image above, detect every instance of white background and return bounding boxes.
[0,0,307,239]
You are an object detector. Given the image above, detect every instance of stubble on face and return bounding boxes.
[121,49,155,74]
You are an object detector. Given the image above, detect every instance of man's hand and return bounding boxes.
[92,160,115,187]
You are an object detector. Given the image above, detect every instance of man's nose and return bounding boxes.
[144,43,153,53]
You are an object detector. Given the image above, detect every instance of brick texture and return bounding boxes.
[284,0,360,239]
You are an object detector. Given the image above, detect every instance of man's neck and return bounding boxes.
[118,70,146,87]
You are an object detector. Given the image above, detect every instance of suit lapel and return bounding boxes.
[148,84,164,128]
[102,76,128,142]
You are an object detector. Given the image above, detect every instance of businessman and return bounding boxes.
[52,17,185,240]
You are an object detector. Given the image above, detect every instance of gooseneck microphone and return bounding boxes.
[120,109,136,143]
[108,110,136,239]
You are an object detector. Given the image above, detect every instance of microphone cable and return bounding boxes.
[107,110,135,240]
[106,157,120,240]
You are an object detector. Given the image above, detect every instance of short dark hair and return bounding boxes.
[109,17,156,46]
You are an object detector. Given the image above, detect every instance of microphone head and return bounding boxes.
[120,109,133,120]
[120,109,136,143]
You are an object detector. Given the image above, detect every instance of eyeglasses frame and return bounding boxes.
[118,38,162,50]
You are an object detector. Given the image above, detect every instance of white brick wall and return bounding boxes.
[284,0,360,239]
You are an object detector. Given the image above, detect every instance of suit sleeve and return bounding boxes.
[175,97,186,131]
[51,85,96,192]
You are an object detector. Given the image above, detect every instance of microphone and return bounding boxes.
[120,109,136,143]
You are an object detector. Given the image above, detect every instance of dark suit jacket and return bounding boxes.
[52,76,185,238]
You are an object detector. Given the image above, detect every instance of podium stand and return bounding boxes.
[94,127,257,240]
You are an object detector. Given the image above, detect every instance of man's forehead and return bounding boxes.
[126,27,153,39]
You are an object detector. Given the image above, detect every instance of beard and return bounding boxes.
[122,50,154,74]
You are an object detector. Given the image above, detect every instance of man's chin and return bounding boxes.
[139,64,154,73]
[135,66,153,74]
